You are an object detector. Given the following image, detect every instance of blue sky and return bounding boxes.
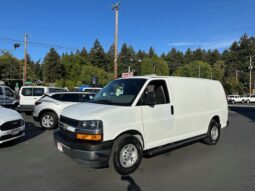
[0,0,255,61]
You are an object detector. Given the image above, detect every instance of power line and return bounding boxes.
[0,37,79,51]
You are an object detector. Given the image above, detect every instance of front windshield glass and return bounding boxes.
[92,78,147,106]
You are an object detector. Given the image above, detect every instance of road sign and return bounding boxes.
[121,72,133,78]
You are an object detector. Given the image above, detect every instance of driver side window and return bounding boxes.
[138,80,170,105]
[5,88,14,98]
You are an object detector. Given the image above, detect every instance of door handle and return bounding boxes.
[171,105,174,115]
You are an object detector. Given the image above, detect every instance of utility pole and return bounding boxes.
[235,69,238,81]
[23,34,28,85]
[112,2,119,79]
[249,56,254,96]
[198,65,201,78]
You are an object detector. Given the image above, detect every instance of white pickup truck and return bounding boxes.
[54,76,228,175]
[227,95,244,104]
[0,106,25,144]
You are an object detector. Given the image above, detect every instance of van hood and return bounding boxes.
[0,107,23,125]
[61,103,122,120]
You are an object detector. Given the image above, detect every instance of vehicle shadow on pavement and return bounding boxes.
[229,107,255,123]
[0,122,45,148]
[121,175,142,191]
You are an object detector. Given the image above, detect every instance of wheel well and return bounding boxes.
[39,109,58,119]
[212,116,220,126]
[114,130,144,149]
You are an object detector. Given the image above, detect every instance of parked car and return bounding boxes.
[246,95,255,103]
[18,86,67,113]
[0,86,19,109]
[227,95,243,104]
[82,87,102,93]
[74,85,102,93]
[33,92,95,129]
[54,76,228,175]
[0,106,25,144]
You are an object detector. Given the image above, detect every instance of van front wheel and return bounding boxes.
[111,135,143,175]
[203,119,220,145]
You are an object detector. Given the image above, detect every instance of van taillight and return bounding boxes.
[35,101,42,105]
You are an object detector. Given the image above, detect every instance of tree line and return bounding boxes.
[0,34,254,94]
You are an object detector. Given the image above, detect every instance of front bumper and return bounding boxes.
[54,131,113,168]
[0,126,25,144]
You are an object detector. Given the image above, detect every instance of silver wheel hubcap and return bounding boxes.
[120,144,138,168]
[211,126,219,141]
[42,115,54,128]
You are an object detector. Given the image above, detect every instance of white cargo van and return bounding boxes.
[18,86,67,113]
[54,76,228,175]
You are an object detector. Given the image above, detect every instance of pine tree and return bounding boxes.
[89,39,107,70]
[119,43,136,74]
[80,47,88,58]
[43,48,64,83]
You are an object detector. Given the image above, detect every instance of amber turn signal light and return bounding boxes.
[76,133,102,141]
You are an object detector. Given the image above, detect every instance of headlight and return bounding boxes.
[20,119,25,126]
[79,120,103,130]
[77,120,103,141]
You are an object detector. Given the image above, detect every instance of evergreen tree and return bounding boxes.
[148,47,157,58]
[184,48,193,64]
[80,47,88,58]
[89,39,107,70]
[165,48,184,75]
[105,44,114,73]
[118,43,136,74]
[43,48,64,83]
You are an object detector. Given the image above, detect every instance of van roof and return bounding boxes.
[118,75,219,82]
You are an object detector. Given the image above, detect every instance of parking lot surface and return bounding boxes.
[0,106,255,191]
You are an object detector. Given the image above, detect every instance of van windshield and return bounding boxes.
[92,78,147,106]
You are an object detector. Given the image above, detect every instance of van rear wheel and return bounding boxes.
[40,112,58,130]
[203,119,220,145]
[110,135,143,175]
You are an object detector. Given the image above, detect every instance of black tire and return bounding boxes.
[40,112,58,130]
[110,135,143,175]
[203,119,221,145]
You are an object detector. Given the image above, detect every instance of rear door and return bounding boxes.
[32,88,45,104]
[20,87,33,105]
[20,87,45,105]
[139,79,175,149]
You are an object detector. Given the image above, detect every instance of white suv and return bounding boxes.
[18,86,67,113]
[33,92,95,129]
[0,106,25,144]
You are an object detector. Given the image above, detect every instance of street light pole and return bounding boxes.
[23,34,28,85]
[249,56,253,96]
[112,2,119,79]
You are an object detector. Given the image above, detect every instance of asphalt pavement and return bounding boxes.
[0,106,255,191]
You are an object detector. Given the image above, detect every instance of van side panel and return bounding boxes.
[168,77,228,141]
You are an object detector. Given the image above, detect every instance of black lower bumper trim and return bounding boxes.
[54,131,113,168]
[18,105,34,112]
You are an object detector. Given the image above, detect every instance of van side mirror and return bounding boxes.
[143,91,156,106]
